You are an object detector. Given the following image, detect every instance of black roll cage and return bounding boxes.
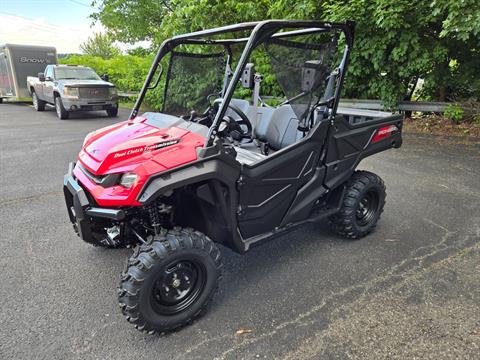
[129,20,355,147]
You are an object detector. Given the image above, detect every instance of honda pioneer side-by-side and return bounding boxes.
[63,20,403,333]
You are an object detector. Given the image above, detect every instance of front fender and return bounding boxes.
[137,154,246,253]
[138,156,240,203]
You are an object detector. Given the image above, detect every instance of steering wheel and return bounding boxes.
[212,98,252,140]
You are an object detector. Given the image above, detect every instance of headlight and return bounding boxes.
[63,87,79,98]
[119,172,137,188]
[109,87,118,95]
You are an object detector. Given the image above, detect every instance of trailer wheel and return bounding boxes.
[330,170,386,239]
[32,91,45,111]
[118,228,222,334]
[55,96,69,119]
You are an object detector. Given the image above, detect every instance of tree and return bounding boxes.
[91,0,175,44]
[127,46,154,57]
[270,0,480,105]
[91,0,270,44]
[90,0,480,106]
[80,32,121,58]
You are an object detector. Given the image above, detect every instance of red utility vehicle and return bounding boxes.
[64,20,403,334]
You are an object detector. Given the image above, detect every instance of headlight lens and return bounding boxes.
[63,87,79,97]
[109,87,118,95]
[119,172,137,188]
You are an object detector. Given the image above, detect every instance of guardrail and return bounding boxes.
[337,99,475,113]
[118,91,137,98]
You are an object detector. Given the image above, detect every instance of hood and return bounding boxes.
[61,79,114,87]
[78,117,206,175]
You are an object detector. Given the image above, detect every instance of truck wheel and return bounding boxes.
[55,96,69,119]
[106,107,118,117]
[330,171,386,239]
[118,228,222,334]
[32,91,45,111]
[0,98,3,104]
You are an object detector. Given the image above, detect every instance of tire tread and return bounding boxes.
[118,227,222,334]
[331,170,386,239]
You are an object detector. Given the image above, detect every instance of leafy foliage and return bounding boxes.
[60,54,152,91]
[79,32,121,58]
[270,0,480,107]
[444,104,464,123]
[86,0,480,108]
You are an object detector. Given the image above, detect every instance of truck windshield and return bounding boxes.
[54,67,101,80]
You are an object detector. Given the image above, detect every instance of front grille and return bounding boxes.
[78,163,105,184]
[77,163,121,188]
[79,87,110,99]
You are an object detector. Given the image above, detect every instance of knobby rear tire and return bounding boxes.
[330,170,386,239]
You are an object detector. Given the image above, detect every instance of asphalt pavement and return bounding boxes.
[0,103,479,359]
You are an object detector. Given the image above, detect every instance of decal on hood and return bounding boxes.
[113,138,180,159]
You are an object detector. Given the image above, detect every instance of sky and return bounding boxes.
[0,0,111,53]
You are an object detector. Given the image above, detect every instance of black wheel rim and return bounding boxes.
[356,190,380,226]
[151,259,206,315]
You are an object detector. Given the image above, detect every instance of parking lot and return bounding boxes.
[0,103,479,359]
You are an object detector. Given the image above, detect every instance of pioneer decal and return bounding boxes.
[113,139,180,158]
[372,125,399,143]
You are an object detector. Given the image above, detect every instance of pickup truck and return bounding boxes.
[27,64,118,119]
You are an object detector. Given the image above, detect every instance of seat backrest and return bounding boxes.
[262,105,302,150]
[226,98,275,140]
[226,98,250,118]
[227,99,301,150]
[250,106,275,139]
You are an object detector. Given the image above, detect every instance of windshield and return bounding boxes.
[55,67,101,80]
[162,50,226,116]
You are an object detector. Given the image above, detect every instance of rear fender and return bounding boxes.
[324,113,403,189]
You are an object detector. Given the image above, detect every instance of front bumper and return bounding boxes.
[63,162,125,243]
[61,97,118,112]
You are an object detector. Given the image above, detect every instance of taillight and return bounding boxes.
[372,125,399,143]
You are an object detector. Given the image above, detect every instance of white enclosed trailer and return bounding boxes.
[0,44,57,102]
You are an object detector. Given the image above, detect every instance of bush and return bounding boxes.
[59,54,167,109]
[60,54,152,92]
[444,104,464,123]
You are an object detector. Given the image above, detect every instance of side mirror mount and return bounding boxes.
[101,74,109,82]
[38,72,45,82]
[301,60,326,92]
[240,63,255,89]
